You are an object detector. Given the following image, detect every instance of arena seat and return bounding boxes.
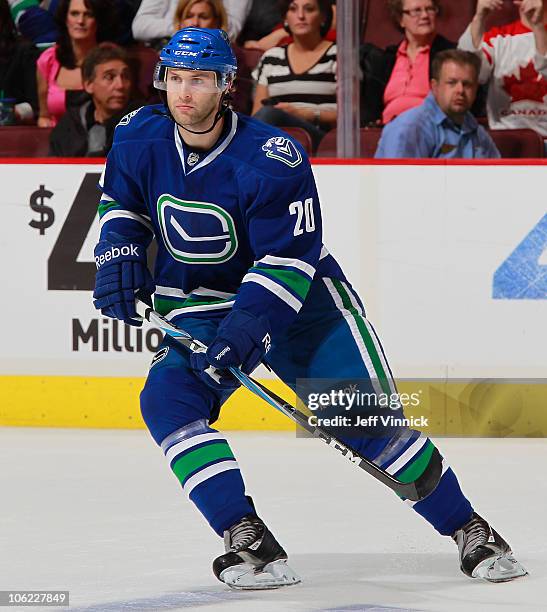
[359,127,383,157]
[362,0,475,48]
[316,127,383,158]
[0,126,53,157]
[278,126,313,156]
[236,47,264,72]
[488,129,545,159]
[232,46,264,115]
[316,129,337,157]
[128,44,159,100]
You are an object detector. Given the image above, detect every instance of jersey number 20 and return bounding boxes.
[289,198,315,236]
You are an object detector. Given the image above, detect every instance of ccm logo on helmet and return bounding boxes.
[174,50,199,56]
[95,245,140,269]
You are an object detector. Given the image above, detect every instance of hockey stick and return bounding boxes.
[135,300,441,502]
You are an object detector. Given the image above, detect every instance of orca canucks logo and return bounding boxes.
[157,194,238,264]
[117,106,143,126]
[262,136,302,168]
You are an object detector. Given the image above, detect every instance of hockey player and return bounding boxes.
[93,27,527,588]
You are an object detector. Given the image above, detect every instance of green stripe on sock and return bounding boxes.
[98,200,120,217]
[396,440,435,484]
[172,442,234,484]
[332,279,391,396]
[251,266,310,300]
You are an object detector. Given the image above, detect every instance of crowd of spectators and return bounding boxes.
[0,0,545,158]
[375,48,500,157]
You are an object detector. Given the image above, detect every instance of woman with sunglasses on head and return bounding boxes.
[361,0,456,127]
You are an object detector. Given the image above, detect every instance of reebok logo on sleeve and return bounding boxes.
[215,346,231,361]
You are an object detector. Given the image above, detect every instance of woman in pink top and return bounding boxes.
[36,0,118,127]
[360,0,456,126]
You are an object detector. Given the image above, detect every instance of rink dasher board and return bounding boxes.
[0,159,545,433]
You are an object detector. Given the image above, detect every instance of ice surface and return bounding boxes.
[0,429,545,612]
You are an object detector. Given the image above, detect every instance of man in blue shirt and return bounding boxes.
[375,49,500,159]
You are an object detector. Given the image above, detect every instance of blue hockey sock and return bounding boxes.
[161,421,254,536]
[352,430,473,536]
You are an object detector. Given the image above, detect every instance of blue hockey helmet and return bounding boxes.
[154,28,237,92]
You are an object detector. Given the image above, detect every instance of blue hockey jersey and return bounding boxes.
[98,104,346,338]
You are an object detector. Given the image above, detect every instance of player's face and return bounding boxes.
[180,1,219,29]
[166,68,223,129]
[285,0,324,38]
[85,60,132,116]
[431,61,478,123]
[66,0,97,42]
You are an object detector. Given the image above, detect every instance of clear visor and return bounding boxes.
[154,68,223,94]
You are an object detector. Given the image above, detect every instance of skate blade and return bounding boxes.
[220,560,302,590]
[472,553,528,583]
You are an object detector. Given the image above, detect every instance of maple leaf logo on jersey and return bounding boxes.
[262,136,302,168]
[503,61,547,103]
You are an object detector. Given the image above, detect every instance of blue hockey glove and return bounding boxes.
[93,235,155,327]
[190,310,272,390]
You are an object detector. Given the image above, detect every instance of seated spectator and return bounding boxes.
[252,0,336,151]
[132,0,251,44]
[242,0,335,51]
[0,0,40,122]
[49,43,142,156]
[360,0,455,127]
[375,49,500,158]
[458,0,547,148]
[36,0,119,127]
[173,0,227,31]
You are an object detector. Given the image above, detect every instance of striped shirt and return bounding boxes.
[252,43,337,111]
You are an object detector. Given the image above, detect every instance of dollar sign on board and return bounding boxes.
[29,184,55,235]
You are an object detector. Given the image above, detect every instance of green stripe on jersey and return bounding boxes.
[396,440,435,484]
[332,279,391,396]
[171,442,235,484]
[252,266,311,301]
[183,295,234,307]
[154,295,233,316]
[98,200,120,217]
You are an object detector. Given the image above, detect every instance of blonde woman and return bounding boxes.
[133,0,248,42]
[173,0,227,31]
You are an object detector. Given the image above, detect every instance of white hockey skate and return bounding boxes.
[213,514,301,590]
[453,513,528,583]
